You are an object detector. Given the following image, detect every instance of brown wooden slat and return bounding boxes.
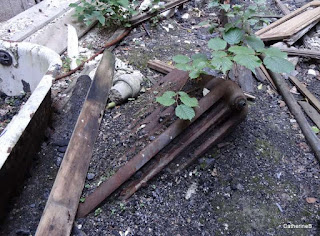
[35,50,115,236]
[299,101,320,129]
[289,76,320,113]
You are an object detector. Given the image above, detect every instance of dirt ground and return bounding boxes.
[1,0,320,235]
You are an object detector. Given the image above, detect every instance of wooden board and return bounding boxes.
[289,76,320,113]
[35,50,115,236]
[299,101,320,129]
[257,7,320,41]
[24,8,96,55]
[280,47,320,59]
[0,0,78,41]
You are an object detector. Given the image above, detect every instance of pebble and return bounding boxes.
[181,13,190,19]
[87,173,95,180]
[57,146,67,153]
[308,69,317,76]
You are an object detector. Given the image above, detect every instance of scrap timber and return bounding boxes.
[35,50,115,236]
[255,1,320,41]
[77,70,248,217]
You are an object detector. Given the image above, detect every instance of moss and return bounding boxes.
[255,138,282,163]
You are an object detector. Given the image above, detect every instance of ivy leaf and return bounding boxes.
[244,35,265,50]
[173,55,191,64]
[233,54,262,73]
[178,92,199,107]
[263,56,294,74]
[189,70,201,79]
[191,53,207,61]
[223,27,244,45]
[175,104,196,120]
[228,46,255,55]
[260,47,287,58]
[156,91,176,106]
[176,63,193,71]
[208,38,227,51]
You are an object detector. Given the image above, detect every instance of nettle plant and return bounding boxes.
[70,0,138,27]
[156,1,294,120]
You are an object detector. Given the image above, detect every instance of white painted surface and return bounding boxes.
[0,40,61,169]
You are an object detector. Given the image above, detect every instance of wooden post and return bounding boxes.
[35,50,115,236]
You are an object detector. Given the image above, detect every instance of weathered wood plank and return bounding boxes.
[299,101,320,129]
[256,1,320,36]
[0,0,78,41]
[275,0,290,15]
[289,76,320,113]
[35,50,115,236]
[147,60,175,74]
[25,8,95,55]
[279,47,320,59]
[257,7,320,41]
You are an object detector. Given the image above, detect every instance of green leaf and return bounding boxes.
[260,47,287,58]
[94,208,102,216]
[189,70,201,79]
[224,23,233,32]
[175,104,196,120]
[97,14,106,25]
[208,38,227,51]
[244,35,265,50]
[178,92,199,107]
[191,53,207,61]
[80,197,86,203]
[223,27,244,45]
[228,46,255,55]
[233,54,262,73]
[212,51,228,57]
[156,91,176,106]
[208,0,219,8]
[263,56,294,74]
[192,59,207,70]
[172,55,191,64]
[220,4,230,12]
[118,0,129,7]
[198,21,210,26]
[312,126,320,134]
[210,56,233,74]
[176,63,193,71]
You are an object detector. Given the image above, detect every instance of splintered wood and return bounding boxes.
[256,1,320,41]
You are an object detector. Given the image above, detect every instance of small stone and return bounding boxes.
[308,69,317,76]
[181,13,190,19]
[149,136,156,141]
[236,183,244,191]
[87,173,95,180]
[56,157,62,167]
[30,203,36,208]
[52,139,69,147]
[58,146,67,153]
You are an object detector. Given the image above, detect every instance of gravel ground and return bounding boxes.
[0,0,320,235]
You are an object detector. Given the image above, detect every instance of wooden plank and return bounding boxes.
[35,50,115,236]
[285,19,319,45]
[257,7,320,41]
[24,8,96,55]
[279,47,320,59]
[147,60,175,74]
[275,0,290,15]
[299,101,320,129]
[0,0,78,41]
[255,1,320,36]
[289,76,320,113]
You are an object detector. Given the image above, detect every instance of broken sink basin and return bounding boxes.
[0,40,61,219]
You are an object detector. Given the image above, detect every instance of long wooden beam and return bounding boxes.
[35,50,115,236]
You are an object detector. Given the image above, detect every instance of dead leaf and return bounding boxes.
[306,197,317,204]
[278,100,286,108]
[290,86,300,95]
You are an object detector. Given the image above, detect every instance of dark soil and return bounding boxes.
[0,92,31,134]
[1,0,320,236]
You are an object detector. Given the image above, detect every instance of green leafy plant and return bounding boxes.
[70,0,138,27]
[156,91,199,121]
[157,0,294,120]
